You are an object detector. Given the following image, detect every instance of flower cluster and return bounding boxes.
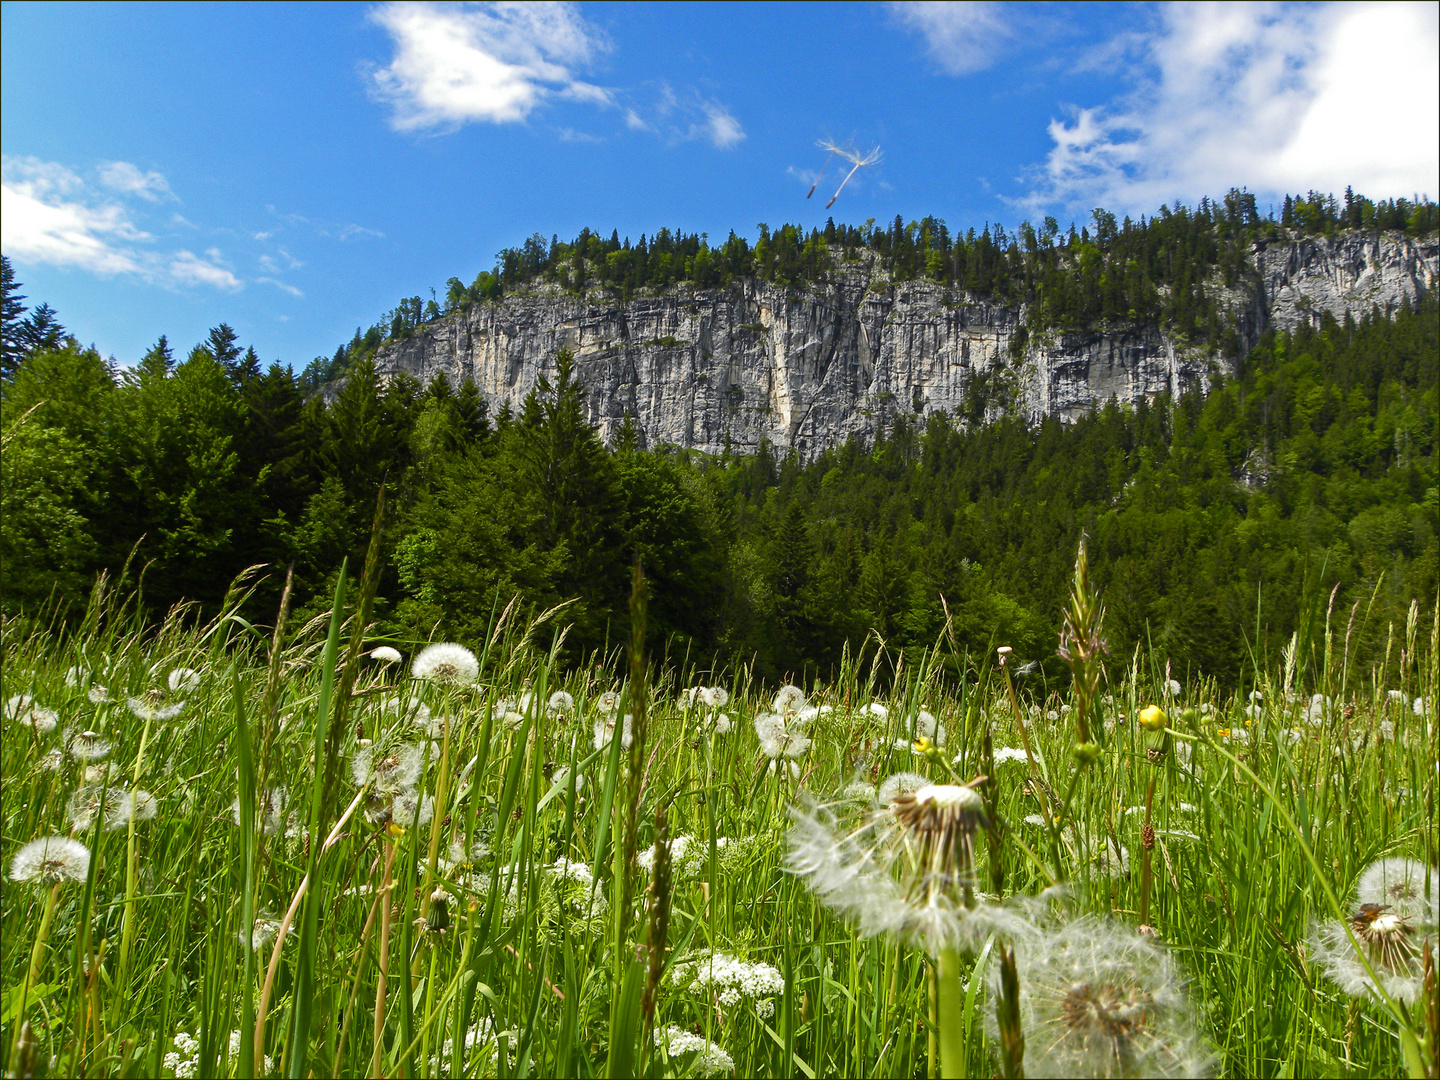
[654,1025,735,1075]
[669,951,786,1018]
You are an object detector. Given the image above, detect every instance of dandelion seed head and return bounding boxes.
[168,667,202,694]
[10,835,91,884]
[68,785,136,832]
[864,702,889,721]
[370,645,403,664]
[1356,857,1438,926]
[701,686,729,709]
[755,713,811,759]
[87,685,110,704]
[596,690,621,715]
[713,713,732,734]
[1000,914,1215,1079]
[411,642,479,685]
[6,694,58,735]
[877,771,930,804]
[351,742,425,793]
[547,690,574,715]
[593,713,633,751]
[773,685,807,715]
[126,693,184,723]
[1312,911,1427,1004]
[64,727,112,761]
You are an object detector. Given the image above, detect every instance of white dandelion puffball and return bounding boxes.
[596,690,621,715]
[713,713,732,735]
[168,667,202,694]
[700,685,730,709]
[547,690,575,715]
[370,645,403,664]
[6,695,57,735]
[350,742,425,793]
[996,914,1215,1079]
[877,771,929,804]
[87,685,111,704]
[992,746,1029,766]
[394,790,435,827]
[865,702,889,721]
[68,786,138,832]
[1312,908,1427,1005]
[1356,857,1438,926]
[1166,678,1182,696]
[773,685,807,715]
[755,713,811,759]
[679,687,701,707]
[10,835,92,884]
[594,713,633,751]
[412,642,479,684]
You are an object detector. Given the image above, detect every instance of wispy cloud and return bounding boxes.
[170,249,242,291]
[1022,1,1439,214]
[888,1,1014,76]
[1,155,248,292]
[624,83,746,150]
[257,276,304,298]
[97,160,176,202]
[693,101,745,149]
[337,223,384,241]
[367,1,610,130]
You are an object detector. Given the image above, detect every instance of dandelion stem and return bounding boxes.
[20,883,60,1025]
[934,948,967,1079]
[372,838,398,1079]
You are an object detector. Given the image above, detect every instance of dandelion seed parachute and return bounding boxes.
[63,727,112,761]
[411,642,479,685]
[10,835,92,884]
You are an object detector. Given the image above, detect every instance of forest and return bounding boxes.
[2,193,1436,688]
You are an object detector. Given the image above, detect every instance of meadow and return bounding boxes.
[1,547,1436,1079]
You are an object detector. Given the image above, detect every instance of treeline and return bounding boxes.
[3,255,1434,687]
[302,188,1439,391]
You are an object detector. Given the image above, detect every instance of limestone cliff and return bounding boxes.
[371,230,1436,455]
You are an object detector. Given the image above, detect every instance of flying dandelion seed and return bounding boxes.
[812,139,881,209]
[997,914,1215,1078]
[412,642,479,685]
[10,835,92,884]
[806,144,837,199]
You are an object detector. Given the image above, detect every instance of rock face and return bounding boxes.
[372,230,1437,455]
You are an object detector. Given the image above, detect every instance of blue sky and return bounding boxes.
[3,1,1436,370]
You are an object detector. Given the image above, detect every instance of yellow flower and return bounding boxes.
[1216,728,1230,739]
[1138,705,1166,731]
[912,736,934,754]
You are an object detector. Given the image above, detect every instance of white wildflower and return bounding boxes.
[654,1025,735,1074]
[670,951,786,1017]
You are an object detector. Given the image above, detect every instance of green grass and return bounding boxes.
[1,571,1435,1078]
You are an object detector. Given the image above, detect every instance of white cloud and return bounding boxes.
[1,155,246,292]
[1026,1,1439,213]
[889,1,1013,75]
[257,276,304,298]
[170,250,242,291]
[695,101,745,149]
[624,108,650,132]
[1,156,148,275]
[337,223,384,241]
[97,161,175,202]
[368,1,609,130]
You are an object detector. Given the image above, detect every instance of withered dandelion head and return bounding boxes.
[10,836,91,885]
[999,915,1214,1078]
[350,742,424,794]
[788,781,1027,955]
[411,642,479,685]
